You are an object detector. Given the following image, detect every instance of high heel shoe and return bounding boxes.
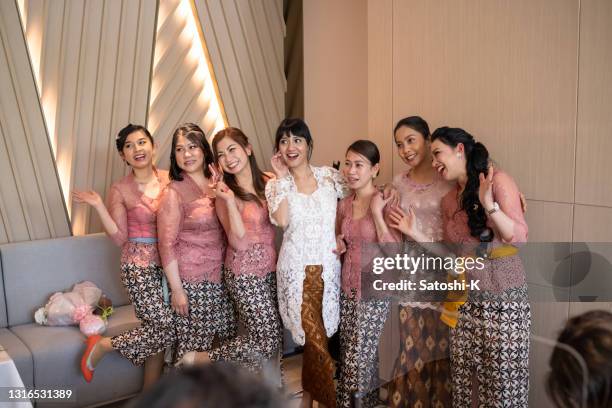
[81,334,101,383]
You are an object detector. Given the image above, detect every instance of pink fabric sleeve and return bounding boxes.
[106,185,128,247]
[380,205,402,243]
[492,171,528,243]
[215,198,248,252]
[157,187,183,268]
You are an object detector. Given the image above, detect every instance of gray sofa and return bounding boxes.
[0,234,143,407]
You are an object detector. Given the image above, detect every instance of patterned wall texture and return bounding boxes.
[3,0,285,239]
[0,0,70,243]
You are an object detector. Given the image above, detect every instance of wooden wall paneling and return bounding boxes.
[193,0,239,128]
[150,0,216,171]
[283,0,303,119]
[21,0,44,87]
[524,200,573,242]
[0,0,70,243]
[72,0,117,235]
[194,0,285,168]
[302,0,367,167]
[0,123,31,242]
[575,0,612,207]
[109,0,158,193]
[195,0,265,165]
[368,0,394,184]
[220,0,271,162]
[249,0,285,116]
[529,284,570,408]
[573,204,612,242]
[21,0,157,235]
[391,0,579,203]
[571,206,612,309]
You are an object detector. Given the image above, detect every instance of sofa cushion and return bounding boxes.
[0,233,130,326]
[11,305,142,407]
[0,328,33,388]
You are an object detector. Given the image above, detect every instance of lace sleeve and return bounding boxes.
[265,176,292,226]
[492,171,528,243]
[106,185,128,247]
[157,187,183,268]
[327,166,350,199]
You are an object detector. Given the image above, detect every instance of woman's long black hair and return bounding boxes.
[431,127,492,240]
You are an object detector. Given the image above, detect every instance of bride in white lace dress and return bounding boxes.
[265,118,347,408]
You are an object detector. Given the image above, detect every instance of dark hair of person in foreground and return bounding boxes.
[129,362,285,408]
[547,310,612,408]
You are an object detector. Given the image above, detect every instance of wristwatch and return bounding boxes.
[487,202,500,215]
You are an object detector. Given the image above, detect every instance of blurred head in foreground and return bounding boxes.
[547,310,612,408]
[130,362,285,408]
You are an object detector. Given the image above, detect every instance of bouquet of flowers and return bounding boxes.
[34,281,114,336]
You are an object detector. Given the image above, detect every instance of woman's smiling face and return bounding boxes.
[277,132,309,168]
[215,135,251,175]
[120,130,155,169]
[174,134,205,174]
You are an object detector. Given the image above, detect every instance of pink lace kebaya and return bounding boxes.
[158,173,227,283]
[106,169,170,267]
[221,199,277,278]
[441,170,528,294]
[336,194,400,300]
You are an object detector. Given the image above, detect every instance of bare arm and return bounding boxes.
[72,189,123,245]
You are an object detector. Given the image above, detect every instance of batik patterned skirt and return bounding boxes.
[337,292,390,408]
[110,260,176,366]
[387,305,452,408]
[208,268,282,373]
[451,285,530,408]
[173,276,238,362]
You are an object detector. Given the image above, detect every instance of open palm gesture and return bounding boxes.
[479,164,495,210]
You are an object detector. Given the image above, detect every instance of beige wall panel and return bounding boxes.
[392,0,579,202]
[303,0,368,168]
[246,0,285,122]
[367,0,394,184]
[573,204,612,241]
[149,0,214,171]
[284,0,303,119]
[22,0,157,235]
[575,0,612,207]
[194,0,285,169]
[568,301,612,318]
[524,200,573,242]
[529,285,569,407]
[571,207,612,318]
[0,0,70,243]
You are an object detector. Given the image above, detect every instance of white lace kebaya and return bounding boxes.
[265,165,349,345]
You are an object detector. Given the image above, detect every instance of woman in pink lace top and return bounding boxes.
[406,126,530,407]
[74,124,175,387]
[334,140,400,408]
[193,127,282,374]
[386,117,453,408]
[157,123,236,364]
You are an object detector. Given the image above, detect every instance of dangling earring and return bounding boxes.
[456,153,463,160]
